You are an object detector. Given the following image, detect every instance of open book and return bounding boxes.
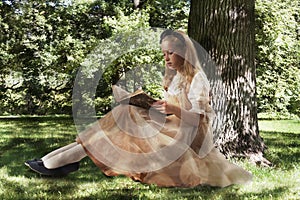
[112,85,157,110]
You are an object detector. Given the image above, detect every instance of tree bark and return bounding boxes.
[188,0,270,165]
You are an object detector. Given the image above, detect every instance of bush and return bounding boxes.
[255,0,300,118]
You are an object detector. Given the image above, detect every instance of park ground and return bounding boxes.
[0,117,299,200]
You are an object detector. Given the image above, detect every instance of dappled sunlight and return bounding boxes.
[0,118,299,199]
[258,120,300,134]
[239,167,298,199]
[260,131,300,170]
[0,166,77,199]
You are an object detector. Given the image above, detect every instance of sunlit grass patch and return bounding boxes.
[0,117,299,199]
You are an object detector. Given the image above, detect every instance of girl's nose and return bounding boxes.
[165,53,170,61]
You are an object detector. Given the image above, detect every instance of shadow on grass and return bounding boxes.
[237,186,289,199]
[80,189,142,200]
[76,185,290,200]
[162,185,288,200]
[0,176,79,199]
[261,130,300,169]
[0,117,119,185]
[0,117,297,199]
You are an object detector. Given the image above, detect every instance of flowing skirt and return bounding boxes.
[76,104,252,188]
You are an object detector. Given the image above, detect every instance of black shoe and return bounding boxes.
[27,160,80,176]
[25,158,42,167]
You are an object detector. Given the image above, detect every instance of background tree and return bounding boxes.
[0,0,189,115]
[1,0,298,122]
[255,0,300,119]
[188,0,269,164]
[0,0,113,115]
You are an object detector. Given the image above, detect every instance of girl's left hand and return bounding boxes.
[152,100,177,115]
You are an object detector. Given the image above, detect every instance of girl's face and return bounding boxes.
[161,40,185,72]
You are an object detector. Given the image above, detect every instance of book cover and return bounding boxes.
[112,85,157,110]
[119,89,157,110]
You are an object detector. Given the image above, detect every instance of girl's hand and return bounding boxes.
[152,100,177,115]
[152,100,202,127]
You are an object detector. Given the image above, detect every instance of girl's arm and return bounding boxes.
[152,100,203,127]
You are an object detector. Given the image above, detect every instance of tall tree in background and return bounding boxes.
[0,0,112,114]
[188,0,269,165]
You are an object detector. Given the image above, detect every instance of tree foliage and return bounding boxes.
[0,0,114,115]
[0,0,298,119]
[0,0,189,115]
[255,0,300,118]
[146,0,190,30]
[74,9,165,116]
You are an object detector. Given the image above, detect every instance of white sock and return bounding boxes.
[42,143,87,169]
[42,142,78,161]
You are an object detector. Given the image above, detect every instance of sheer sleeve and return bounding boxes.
[188,72,211,115]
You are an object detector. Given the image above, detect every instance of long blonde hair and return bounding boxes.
[160,30,200,92]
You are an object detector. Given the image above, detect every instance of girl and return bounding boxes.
[26,30,252,188]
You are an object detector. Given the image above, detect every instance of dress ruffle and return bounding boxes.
[77,75,252,188]
[77,104,252,188]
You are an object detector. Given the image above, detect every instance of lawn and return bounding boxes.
[0,116,299,200]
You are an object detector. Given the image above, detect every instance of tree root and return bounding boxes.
[247,152,272,167]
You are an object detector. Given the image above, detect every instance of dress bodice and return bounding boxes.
[164,72,211,115]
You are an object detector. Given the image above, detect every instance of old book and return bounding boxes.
[118,89,157,110]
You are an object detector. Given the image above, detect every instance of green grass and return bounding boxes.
[0,117,299,200]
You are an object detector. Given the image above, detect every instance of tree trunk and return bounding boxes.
[188,0,270,165]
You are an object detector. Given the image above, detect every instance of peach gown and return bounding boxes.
[76,72,252,188]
